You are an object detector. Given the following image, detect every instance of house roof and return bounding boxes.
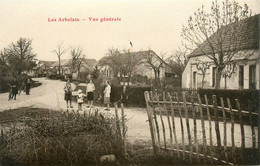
[51,59,97,67]
[98,50,178,74]
[38,60,56,67]
[188,14,259,58]
[98,50,168,65]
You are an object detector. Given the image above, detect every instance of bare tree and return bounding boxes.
[122,49,143,83]
[167,46,188,77]
[99,48,142,83]
[144,50,166,85]
[192,59,212,88]
[0,50,10,76]
[181,0,252,89]
[70,46,85,79]
[222,62,236,89]
[52,43,66,75]
[4,38,36,77]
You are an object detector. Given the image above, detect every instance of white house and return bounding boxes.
[182,14,259,90]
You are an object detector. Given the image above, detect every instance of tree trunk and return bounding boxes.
[77,67,81,79]
[128,72,132,84]
[58,57,61,75]
[224,76,227,89]
[202,74,205,88]
[153,69,158,86]
[215,67,223,89]
[157,70,161,86]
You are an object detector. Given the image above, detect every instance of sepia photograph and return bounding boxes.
[0,0,259,165]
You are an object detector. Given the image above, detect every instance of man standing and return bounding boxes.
[25,77,32,95]
[103,80,111,111]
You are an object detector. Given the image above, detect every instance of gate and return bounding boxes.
[144,91,258,165]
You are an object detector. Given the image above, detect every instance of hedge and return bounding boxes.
[110,85,152,108]
[198,89,259,113]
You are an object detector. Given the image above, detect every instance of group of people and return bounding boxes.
[8,77,32,100]
[64,79,128,111]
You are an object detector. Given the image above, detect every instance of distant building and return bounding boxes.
[30,58,97,79]
[182,14,259,90]
[98,50,177,84]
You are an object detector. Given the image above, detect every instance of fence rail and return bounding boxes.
[144,90,259,165]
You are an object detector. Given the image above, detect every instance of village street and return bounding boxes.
[0,77,257,148]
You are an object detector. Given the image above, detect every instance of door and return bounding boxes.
[249,65,256,89]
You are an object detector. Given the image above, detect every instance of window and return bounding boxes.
[193,71,197,88]
[239,66,244,89]
[212,67,216,87]
[249,65,256,89]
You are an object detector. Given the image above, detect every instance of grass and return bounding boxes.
[0,107,123,165]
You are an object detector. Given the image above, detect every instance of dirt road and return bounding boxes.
[0,78,150,144]
[0,78,257,148]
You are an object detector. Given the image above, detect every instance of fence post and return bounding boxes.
[248,100,256,149]
[204,94,214,163]
[114,103,122,146]
[182,92,193,163]
[121,103,127,158]
[144,91,158,155]
[212,95,221,163]
[155,92,167,149]
[191,94,199,163]
[220,97,228,163]
[197,94,207,163]
[168,92,180,158]
[150,91,160,151]
[175,92,186,160]
[227,98,236,164]
[236,99,245,163]
[163,92,173,156]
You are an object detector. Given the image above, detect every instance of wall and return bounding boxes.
[182,49,259,89]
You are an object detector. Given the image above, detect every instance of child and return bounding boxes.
[77,89,86,111]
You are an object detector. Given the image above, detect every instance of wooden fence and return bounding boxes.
[144,91,258,165]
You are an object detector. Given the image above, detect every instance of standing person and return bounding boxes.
[77,89,86,111]
[121,85,128,107]
[8,82,13,101]
[64,78,73,108]
[86,79,95,108]
[10,77,18,100]
[25,77,32,95]
[103,80,111,111]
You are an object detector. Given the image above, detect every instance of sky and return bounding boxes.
[0,0,259,61]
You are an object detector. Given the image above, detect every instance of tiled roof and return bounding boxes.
[98,50,168,65]
[189,14,259,58]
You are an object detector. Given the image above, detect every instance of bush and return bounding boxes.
[110,85,152,107]
[48,74,65,80]
[0,74,35,93]
[0,108,123,165]
[198,89,259,112]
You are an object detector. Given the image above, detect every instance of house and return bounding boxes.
[28,60,55,77]
[182,14,259,90]
[98,50,177,84]
[48,58,97,79]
